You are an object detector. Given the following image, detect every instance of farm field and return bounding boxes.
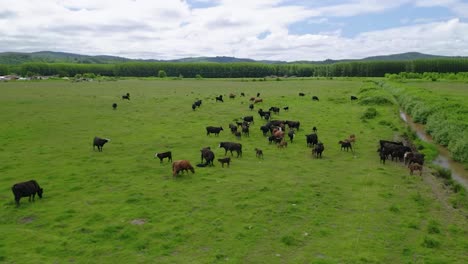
[0,78,466,263]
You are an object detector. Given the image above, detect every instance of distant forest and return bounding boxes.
[2,59,468,78]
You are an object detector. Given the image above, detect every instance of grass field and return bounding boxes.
[0,78,466,263]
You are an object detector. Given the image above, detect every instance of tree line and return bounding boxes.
[2,58,468,78]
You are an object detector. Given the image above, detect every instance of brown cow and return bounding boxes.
[254,98,263,104]
[409,163,423,176]
[255,148,263,159]
[172,160,195,177]
[277,140,288,148]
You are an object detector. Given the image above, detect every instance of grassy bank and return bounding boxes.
[0,79,466,263]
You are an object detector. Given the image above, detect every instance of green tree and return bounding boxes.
[158,70,167,78]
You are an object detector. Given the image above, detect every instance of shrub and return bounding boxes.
[361,108,377,120]
[158,70,167,78]
[422,236,440,248]
[432,166,452,180]
[195,74,202,79]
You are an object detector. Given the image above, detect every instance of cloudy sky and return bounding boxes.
[1,0,468,61]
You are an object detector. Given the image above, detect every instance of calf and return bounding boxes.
[278,140,288,149]
[206,126,224,136]
[255,148,264,159]
[155,151,172,163]
[339,140,353,152]
[12,180,43,206]
[409,163,423,176]
[172,160,195,177]
[218,157,231,168]
[93,136,110,152]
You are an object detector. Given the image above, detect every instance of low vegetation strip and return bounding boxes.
[380,80,468,164]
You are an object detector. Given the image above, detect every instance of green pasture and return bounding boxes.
[0,79,466,263]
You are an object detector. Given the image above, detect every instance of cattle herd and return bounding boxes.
[10,90,426,207]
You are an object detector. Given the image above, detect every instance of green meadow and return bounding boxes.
[0,78,466,263]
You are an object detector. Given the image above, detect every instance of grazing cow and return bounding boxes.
[172,160,195,177]
[155,151,172,163]
[278,140,288,148]
[268,135,282,144]
[269,107,280,115]
[192,103,196,111]
[306,133,318,147]
[313,142,324,158]
[229,93,236,99]
[257,92,260,97]
[234,131,241,139]
[12,180,43,206]
[283,106,289,111]
[200,147,215,166]
[258,109,271,119]
[409,163,423,176]
[379,140,409,160]
[215,95,224,102]
[243,116,254,124]
[339,140,353,152]
[206,126,224,136]
[288,130,295,143]
[273,129,284,140]
[93,136,110,152]
[299,92,305,96]
[254,98,263,104]
[249,104,254,111]
[312,96,319,101]
[218,157,231,168]
[241,92,245,97]
[351,96,358,101]
[219,142,242,157]
[112,103,117,110]
[229,123,238,134]
[255,148,264,159]
[312,126,317,133]
[260,125,269,136]
[286,120,300,131]
[407,152,425,166]
[194,99,202,107]
[122,93,130,100]
[241,125,250,137]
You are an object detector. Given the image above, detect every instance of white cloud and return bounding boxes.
[0,0,467,61]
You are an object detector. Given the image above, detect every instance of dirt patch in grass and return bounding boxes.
[18,216,36,224]
[130,218,147,225]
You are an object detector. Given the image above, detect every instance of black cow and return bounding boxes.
[258,109,271,119]
[155,151,172,163]
[313,142,324,158]
[229,123,238,134]
[215,95,224,102]
[93,136,110,152]
[243,116,254,124]
[283,106,289,111]
[112,103,117,110]
[351,96,358,101]
[299,92,305,96]
[122,93,130,100]
[249,104,254,111]
[306,133,318,147]
[312,96,319,101]
[339,140,353,152]
[219,142,242,157]
[268,135,282,144]
[379,149,387,164]
[234,131,241,139]
[286,120,300,131]
[12,180,43,206]
[200,147,215,166]
[407,152,425,166]
[241,92,245,97]
[288,130,295,143]
[312,126,317,133]
[269,107,280,115]
[257,92,260,97]
[206,126,224,136]
[192,103,197,111]
[241,125,250,137]
[194,99,202,107]
[260,125,269,136]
